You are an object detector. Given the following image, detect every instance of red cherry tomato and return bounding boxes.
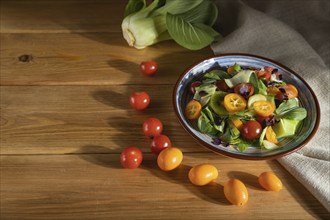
[150,134,172,154]
[216,80,229,92]
[142,118,163,138]
[256,115,275,128]
[120,146,143,169]
[263,71,271,80]
[140,60,158,76]
[190,81,202,94]
[264,66,274,72]
[256,67,272,80]
[240,120,262,141]
[129,91,150,110]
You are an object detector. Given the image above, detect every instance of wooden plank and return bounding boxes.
[0,33,213,85]
[1,154,328,220]
[1,0,125,33]
[1,85,210,154]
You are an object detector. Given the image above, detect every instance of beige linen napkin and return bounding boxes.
[211,0,330,211]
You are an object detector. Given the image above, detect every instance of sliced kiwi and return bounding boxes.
[209,91,228,116]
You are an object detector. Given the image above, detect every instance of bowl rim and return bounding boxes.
[172,53,320,160]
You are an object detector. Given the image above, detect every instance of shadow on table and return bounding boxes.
[227,171,263,191]
[141,157,230,206]
[77,145,122,169]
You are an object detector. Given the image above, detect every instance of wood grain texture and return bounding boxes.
[1,0,328,219]
[1,33,212,85]
[1,85,209,154]
[1,0,124,33]
[1,154,329,220]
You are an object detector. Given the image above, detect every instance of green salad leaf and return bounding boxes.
[249,73,267,95]
[228,109,254,121]
[221,122,240,145]
[249,72,259,92]
[281,107,307,120]
[193,84,217,106]
[258,79,268,95]
[275,98,299,115]
[275,98,307,121]
[233,63,241,72]
[198,109,217,135]
[198,107,226,134]
[236,141,251,152]
[204,69,231,80]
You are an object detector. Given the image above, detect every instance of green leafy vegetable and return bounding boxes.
[236,141,251,152]
[175,0,218,26]
[228,109,254,121]
[124,0,146,17]
[259,127,267,146]
[193,84,217,106]
[249,73,259,93]
[202,78,217,84]
[275,99,307,121]
[121,0,220,50]
[257,79,267,95]
[204,70,231,80]
[221,122,240,145]
[203,107,226,132]
[249,73,267,95]
[233,63,241,72]
[198,109,217,135]
[225,70,254,88]
[166,13,217,50]
[281,107,307,120]
[275,98,299,115]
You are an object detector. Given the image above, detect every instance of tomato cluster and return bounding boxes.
[123,60,179,170]
[121,61,283,207]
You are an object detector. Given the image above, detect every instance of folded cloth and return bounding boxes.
[211,0,330,211]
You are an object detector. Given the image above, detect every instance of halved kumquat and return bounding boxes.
[185,100,202,120]
[223,93,247,113]
[265,126,278,144]
[252,100,275,117]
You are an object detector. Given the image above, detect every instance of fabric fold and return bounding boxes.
[211,0,330,212]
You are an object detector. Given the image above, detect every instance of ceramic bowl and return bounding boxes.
[173,54,320,160]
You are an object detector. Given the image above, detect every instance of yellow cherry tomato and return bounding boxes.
[157,147,183,171]
[252,100,275,117]
[227,66,236,74]
[287,84,299,97]
[223,93,247,113]
[265,126,278,144]
[224,179,248,206]
[188,164,218,186]
[185,100,202,120]
[258,171,283,192]
[231,119,243,130]
[277,84,299,100]
[267,86,279,96]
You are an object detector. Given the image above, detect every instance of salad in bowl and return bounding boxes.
[173,54,320,160]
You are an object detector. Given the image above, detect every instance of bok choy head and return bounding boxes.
[121,0,221,50]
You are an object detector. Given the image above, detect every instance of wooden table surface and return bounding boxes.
[1,1,329,219]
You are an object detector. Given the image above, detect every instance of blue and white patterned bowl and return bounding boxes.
[173,54,320,160]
